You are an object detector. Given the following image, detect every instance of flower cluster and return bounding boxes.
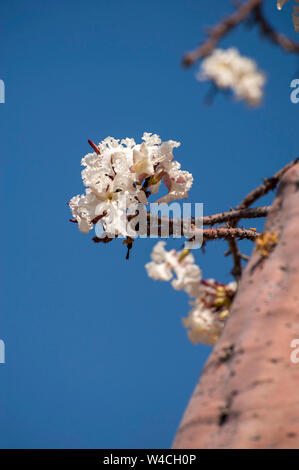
[145,242,202,295]
[197,48,266,106]
[184,279,237,346]
[69,133,193,237]
[146,242,237,346]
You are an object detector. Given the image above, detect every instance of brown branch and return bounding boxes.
[183,0,262,67]
[226,158,299,280]
[236,158,299,211]
[90,220,258,242]
[254,4,299,55]
[146,223,259,241]
[145,207,266,280]
[145,206,269,231]
[183,0,299,67]
[70,159,298,275]
[227,238,243,280]
[201,227,259,241]
[202,206,270,226]
[71,206,269,228]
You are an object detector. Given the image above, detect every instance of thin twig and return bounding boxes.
[183,0,262,66]
[254,5,299,55]
[236,158,299,211]
[227,238,243,280]
[71,206,268,242]
[91,226,258,242]
[183,0,299,67]
[70,158,298,274]
[72,206,270,228]
[88,139,101,155]
[202,206,270,226]
[144,205,269,230]
[226,157,299,280]
[201,227,259,241]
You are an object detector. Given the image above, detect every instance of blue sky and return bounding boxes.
[0,0,298,449]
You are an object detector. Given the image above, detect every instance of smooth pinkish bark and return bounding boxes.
[173,163,299,449]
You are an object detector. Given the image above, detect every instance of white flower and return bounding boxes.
[182,306,223,346]
[121,137,136,148]
[198,48,238,88]
[197,48,266,106]
[70,133,193,237]
[156,165,193,204]
[184,279,237,345]
[142,132,162,146]
[145,243,238,346]
[145,242,181,282]
[145,242,202,292]
[132,143,155,182]
[145,261,173,282]
[277,0,289,10]
[234,73,265,105]
[69,191,98,234]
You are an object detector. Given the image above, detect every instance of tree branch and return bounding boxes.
[225,158,299,281]
[236,158,299,211]
[254,4,299,55]
[201,227,259,242]
[183,0,299,67]
[145,206,269,230]
[202,206,270,226]
[72,205,270,228]
[227,238,243,280]
[71,158,299,272]
[183,0,262,66]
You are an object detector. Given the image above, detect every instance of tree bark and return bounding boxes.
[173,163,299,449]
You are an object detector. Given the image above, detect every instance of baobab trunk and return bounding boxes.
[173,163,299,449]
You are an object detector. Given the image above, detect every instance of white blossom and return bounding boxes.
[146,243,238,346]
[156,163,193,204]
[197,48,266,106]
[182,306,223,346]
[132,143,155,182]
[70,133,193,237]
[183,279,237,345]
[145,242,202,292]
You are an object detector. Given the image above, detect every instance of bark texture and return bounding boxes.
[173,163,299,449]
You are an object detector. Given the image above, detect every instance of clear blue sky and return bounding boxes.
[0,0,298,449]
